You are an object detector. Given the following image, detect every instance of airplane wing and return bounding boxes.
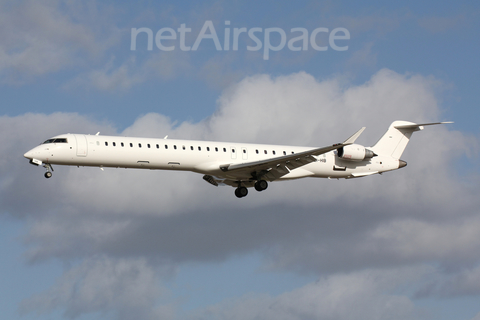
[218,127,366,182]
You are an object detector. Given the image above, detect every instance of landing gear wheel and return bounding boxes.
[43,163,54,179]
[235,186,248,198]
[254,180,268,192]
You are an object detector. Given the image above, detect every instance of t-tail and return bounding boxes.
[370,120,453,160]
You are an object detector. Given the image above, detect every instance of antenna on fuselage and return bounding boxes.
[95,132,100,136]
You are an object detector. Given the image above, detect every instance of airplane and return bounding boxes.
[23,120,452,198]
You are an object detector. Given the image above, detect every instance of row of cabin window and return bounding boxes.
[102,141,294,155]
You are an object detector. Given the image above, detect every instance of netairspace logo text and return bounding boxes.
[131,20,350,60]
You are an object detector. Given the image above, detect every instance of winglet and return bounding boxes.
[343,127,366,145]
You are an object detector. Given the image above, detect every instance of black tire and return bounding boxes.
[45,172,52,179]
[254,180,268,191]
[235,186,248,198]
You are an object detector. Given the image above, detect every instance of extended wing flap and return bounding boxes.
[284,155,316,171]
[264,166,288,180]
[275,164,290,175]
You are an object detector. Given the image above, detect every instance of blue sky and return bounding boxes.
[1,1,480,320]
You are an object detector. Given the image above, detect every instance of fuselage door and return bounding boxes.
[75,135,88,157]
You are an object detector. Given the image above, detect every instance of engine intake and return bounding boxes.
[337,144,377,161]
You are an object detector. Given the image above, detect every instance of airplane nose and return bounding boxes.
[24,150,33,159]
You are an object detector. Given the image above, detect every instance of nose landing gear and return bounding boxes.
[43,163,54,179]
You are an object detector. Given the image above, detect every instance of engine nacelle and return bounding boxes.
[337,144,376,161]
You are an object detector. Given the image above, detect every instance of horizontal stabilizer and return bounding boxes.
[394,121,453,130]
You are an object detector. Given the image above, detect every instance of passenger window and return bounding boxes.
[130,143,133,147]
[283,151,286,155]
[139,143,142,148]
[113,142,116,147]
[256,150,259,154]
[243,149,246,153]
[272,150,276,155]
[223,148,226,152]
[182,145,185,150]
[198,146,201,151]
[215,147,218,152]
[121,142,124,147]
[207,147,210,151]
[147,144,151,148]
[174,145,177,150]
[264,150,267,154]
[232,149,235,153]
[156,144,159,149]
[190,146,194,150]
[105,142,108,146]
[165,145,168,149]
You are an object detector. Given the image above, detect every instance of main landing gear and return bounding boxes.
[254,180,268,192]
[43,163,53,179]
[235,180,268,198]
[235,186,248,198]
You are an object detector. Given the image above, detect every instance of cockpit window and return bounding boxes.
[43,138,68,144]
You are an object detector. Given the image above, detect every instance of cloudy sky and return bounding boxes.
[1,1,480,319]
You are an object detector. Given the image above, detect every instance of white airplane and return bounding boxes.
[24,120,452,198]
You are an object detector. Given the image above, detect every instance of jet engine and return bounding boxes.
[337,144,377,161]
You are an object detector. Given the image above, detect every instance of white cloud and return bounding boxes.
[345,41,377,70]
[0,0,122,83]
[20,256,175,320]
[85,56,143,91]
[190,267,429,320]
[441,266,480,297]
[371,218,480,265]
[415,264,480,299]
[66,50,194,91]
[3,69,479,319]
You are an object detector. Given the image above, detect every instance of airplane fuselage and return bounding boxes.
[25,121,452,197]
[24,133,400,182]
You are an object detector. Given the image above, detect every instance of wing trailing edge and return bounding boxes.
[218,127,367,182]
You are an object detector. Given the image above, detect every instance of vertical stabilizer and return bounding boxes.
[370,120,452,159]
[370,121,417,159]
